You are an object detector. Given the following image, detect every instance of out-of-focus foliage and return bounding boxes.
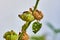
[30,35,45,40]
[46,22,60,33]
[46,22,60,40]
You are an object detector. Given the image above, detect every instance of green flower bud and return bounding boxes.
[3,30,18,40]
[18,11,34,22]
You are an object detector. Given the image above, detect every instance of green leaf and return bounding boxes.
[32,22,42,34]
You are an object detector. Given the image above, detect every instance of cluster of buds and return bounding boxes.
[18,7,43,40]
[3,0,43,40]
[18,0,43,40]
[18,8,43,22]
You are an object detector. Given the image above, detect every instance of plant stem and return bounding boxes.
[22,22,31,32]
[32,0,40,13]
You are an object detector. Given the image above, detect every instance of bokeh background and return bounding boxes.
[0,0,60,40]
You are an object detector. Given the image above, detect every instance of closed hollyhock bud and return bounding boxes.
[18,31,29,40]
[33,10,43,20]
[3,30,18,40]
[22,32,29,40]
[18,11,34,22]
[29,8,43,20]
